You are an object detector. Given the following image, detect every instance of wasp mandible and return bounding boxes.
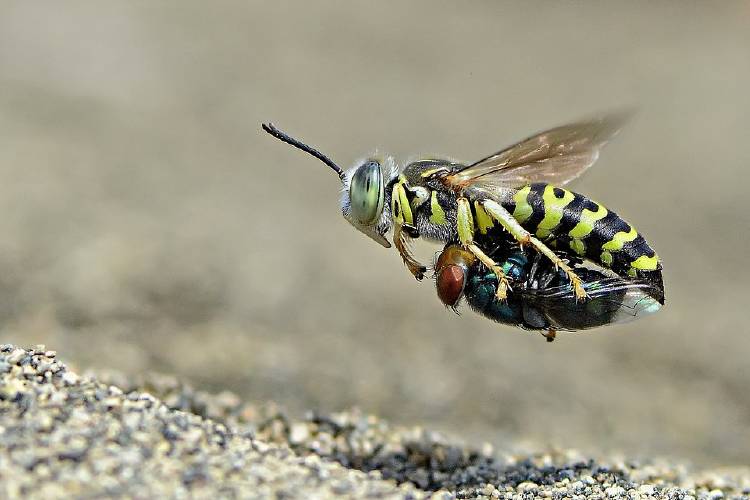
[262,113,664,306]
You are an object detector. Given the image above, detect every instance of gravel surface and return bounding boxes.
[1,344,748,499]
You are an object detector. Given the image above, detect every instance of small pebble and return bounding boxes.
[606,485,625,497]
[289,423,309,445]
[517,481,538,492]
[639,484,657,495]
[62,371,79,386]
[7,348,27,365]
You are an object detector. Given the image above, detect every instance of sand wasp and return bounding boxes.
[434,242,663,341]
[263,113,664,321]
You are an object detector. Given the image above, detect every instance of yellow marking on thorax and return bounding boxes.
[391,187,403,225]
[391,179,414,226]
[568,202,608,239]
[512,186,533,224]
[631,254,659,271]
[602,226,638,251]
[536,185,575,239]
[420,166,450,178]
[601,251,613,267]
[474,201,494,234]
[429,191,447,225]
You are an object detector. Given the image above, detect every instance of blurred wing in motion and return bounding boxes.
[445,111,632,188]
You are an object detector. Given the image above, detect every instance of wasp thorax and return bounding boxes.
[349,160,384,225]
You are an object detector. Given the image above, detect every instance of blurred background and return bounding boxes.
[1,1,748,466]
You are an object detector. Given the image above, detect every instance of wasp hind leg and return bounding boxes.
[394,224,427,281]
[479,199,589,301]
[456,198,511,300]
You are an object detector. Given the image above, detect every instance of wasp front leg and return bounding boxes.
[394,223,427,280]
[480,199,589,301]
[456,198,511,300]
[392,179,427,280]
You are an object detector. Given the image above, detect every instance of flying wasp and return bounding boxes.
[262,113,664,305]
[434,242,663,341]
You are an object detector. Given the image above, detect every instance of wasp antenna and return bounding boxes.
[262,123,346,182]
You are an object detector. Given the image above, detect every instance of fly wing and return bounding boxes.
[445,111,631,188]
[521,276,662,330]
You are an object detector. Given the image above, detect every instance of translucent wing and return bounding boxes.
[521,276,662,331]
[446,111,631,188]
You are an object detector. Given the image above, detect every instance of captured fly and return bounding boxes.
[434,243,663,341]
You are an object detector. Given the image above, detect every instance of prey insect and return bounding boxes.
[434,242,663,341]
[262,113,664,307]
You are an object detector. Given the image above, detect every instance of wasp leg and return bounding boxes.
[480,199,589,301]
[456,198,511,301]
[394,224,427,281]
[468,243,512,300]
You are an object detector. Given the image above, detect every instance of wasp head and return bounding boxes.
[340,156,396,248]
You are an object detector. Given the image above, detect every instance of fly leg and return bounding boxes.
[480,199,589,301]
[394,223,427,280]
[456,198,511,300]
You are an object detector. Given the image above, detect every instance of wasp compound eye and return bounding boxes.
[349,161,384,225]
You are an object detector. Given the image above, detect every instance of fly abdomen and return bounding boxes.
[510,183,662,280]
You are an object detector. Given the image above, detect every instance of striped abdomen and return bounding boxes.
[506,183,661,279]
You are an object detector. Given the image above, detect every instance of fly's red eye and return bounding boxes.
[436,264,465,307]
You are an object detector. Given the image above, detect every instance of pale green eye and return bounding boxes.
[349,161,383,225]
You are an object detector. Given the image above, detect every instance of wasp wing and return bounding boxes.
[521,276,662,331]
[445,111,631,188]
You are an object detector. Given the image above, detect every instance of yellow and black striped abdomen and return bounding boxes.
[508,183,661,279]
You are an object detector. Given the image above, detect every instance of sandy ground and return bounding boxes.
[3,345,750,499]
[0,1,749,469]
